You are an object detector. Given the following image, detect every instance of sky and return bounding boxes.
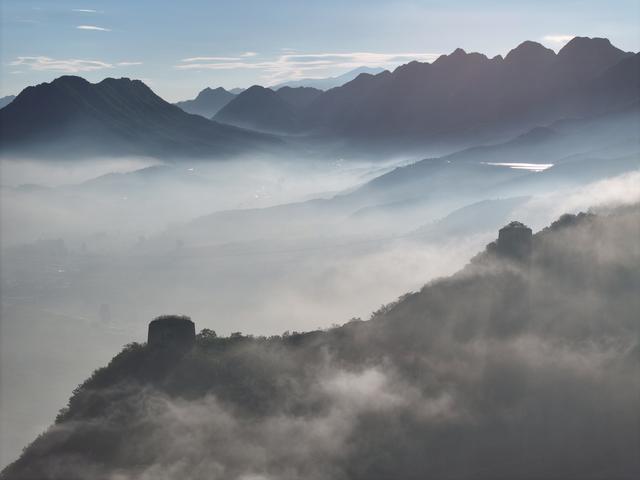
[1,0,639,102]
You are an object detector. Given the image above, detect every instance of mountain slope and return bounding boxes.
[211,38,637,149]
[214,85,300,134]
[0,76,280,159]
[302,37,637,144]
[162,103,639,248]
[174,87,236,118]
[275,86,323,109]
[272,66,386,90]
[2,206,638,479]
[0,95,15,109]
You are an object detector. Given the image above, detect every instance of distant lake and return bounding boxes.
[485,162,554,172]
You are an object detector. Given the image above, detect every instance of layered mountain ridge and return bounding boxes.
[174,87,236,118]
[208,37,639,145]
[1,37,638,159]
[300,37,637,140]
[0,76,280,159]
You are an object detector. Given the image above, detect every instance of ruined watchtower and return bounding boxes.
[496,221,533,262]
[147,315,195,350]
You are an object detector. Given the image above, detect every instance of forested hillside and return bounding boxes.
[3,205,639,480]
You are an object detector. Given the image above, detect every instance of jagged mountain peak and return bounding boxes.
[505,41,556,64]
[242,84,275,95]
[558,36,617,55]
[214,84,298,133]
[196,86,230,97]
[432,47,493,68]
[174,86,235,118]
[0,75,277,159]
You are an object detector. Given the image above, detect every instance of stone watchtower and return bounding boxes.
[496,221,533,262]
[147,315,195,350]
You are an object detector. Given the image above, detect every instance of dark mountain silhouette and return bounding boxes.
[2,206,638,479]
[555,36,631,79]
[586,52,640,111]
[273,66,386,90]
[229,87,245,95]
[2,38,636,158]
[174,87,236,118]
[275,86,323,109]
[300,37,636,144]
[0,76,280,159]
[0,95,15,109]
[208,38,636,145]
[214,85,300,134]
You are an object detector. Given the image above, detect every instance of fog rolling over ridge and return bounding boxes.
[0,24,639,479]
[2,206,639,479]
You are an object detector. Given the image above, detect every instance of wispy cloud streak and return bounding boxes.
[77,25,111,32]
[174,51,440,83]
[181,56,241,62]
[9,57,141,73]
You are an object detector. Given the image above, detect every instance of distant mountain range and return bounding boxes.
[173,83,323,122]
[1,38,638,159]
[302,38,638,143]
[174,87,236,118]
[214,85,299,133]
[214,38,636,142]
[273,66,386,90]
[0,76,280,159]
[173,65,365,119]
[0,95,15,109]
[214,85,323,133]
[164,103,639,248]
[211,37,639,147]
[274,86,323,109]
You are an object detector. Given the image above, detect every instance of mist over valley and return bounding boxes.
[0,9,638,477]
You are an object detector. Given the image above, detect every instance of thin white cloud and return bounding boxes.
[72,9,100,13]
[10,57,112,72]
[77,25,111,32]
[242,52,258,57]
[173,51,440,84]
[176,62,261,71]
[181,56,241,63]
[9,57,140,73]
[542,34,575,45]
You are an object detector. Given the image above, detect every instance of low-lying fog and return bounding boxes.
[1,143,639,467]
[0,153,411,467]
[0,155,406,247]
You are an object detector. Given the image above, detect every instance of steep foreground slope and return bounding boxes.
[0,76,279,159]
[2,206,639,480]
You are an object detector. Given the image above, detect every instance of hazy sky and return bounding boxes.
[1,0,639,101]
